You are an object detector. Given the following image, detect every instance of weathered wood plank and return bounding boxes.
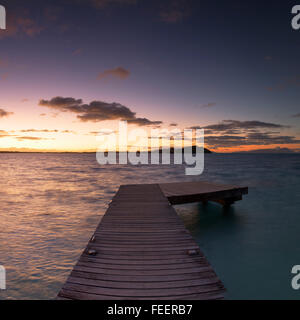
[62,282,225,297]
[58,288,225,300]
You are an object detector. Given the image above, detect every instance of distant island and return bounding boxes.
[168,146,212,154]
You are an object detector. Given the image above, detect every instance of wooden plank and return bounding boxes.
[72,265,213,276]
[70,270,218,283]
[76,260,209,271]
[61,282,225,297]
[79,254,205,263]
[67,275,221,289]
[58,288,225,300]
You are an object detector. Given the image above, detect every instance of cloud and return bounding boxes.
[0,12,43,39]
[16,136,46,141]
[127,118,162,126]
[292,113,300,118]
[200,102,216,108]
[169,123,178,127]
[39,96,162,126]
[97,67,130,81]
[92,0,137,8]
[191,120,288,134]
[205,133,300,148]
[0,73,8,81]
[267,75,300,92]
[0,108,14,118]
[62,130,76,134]
[72,0,137,9]
[89,130,115,136]
[238,147,295,154]
[16,129,76,134]
[1,132,53,141]
[72,48,83,56]
[264,56,273,61]
[188,119,298,149]
[39,97,83,112]
[160,0,190,23]
[0,59,8,67]
[44,6,62,22]
[0,130,12,138]
[19,129,59,133]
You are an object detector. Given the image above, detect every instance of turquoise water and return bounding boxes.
[0,153,299,299]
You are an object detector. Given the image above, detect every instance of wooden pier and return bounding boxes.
[57,181,248,300]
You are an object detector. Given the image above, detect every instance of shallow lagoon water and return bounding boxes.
[0,153,299,299]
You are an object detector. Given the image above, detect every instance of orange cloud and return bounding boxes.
[0,108,14,118]
[160,0,191,23]
[97,67,130,81]
[77,0,137,9]
[0,12,43,39]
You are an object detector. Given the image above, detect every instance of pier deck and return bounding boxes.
[57,181,248,300]
[161,181,248,205]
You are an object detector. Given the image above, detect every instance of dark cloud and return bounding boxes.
[267,75,300,92]
[0,108,14,118]
[169,123,178,127]
[190,120,288,133]
[292,113,300,118]
[127,118,162,126]
[39,96,162,126]
[0,11,43,39]
[0,59,8,67]
[200,102,216,108]
[238,147,295,154]
[44,6,62,22]
[92,0,137,8]
[19,129,59,133]
[62,130,76,134]
[0,72,8,81]
[77,101,136,122]
[205,133,300,148]
[188,119,298,148]
[160,0,191,23]
[264,56,273,61]
[97,67,130,81]
[72,0,137,9]
[72,48,83,56]
[16,128,75,134]
[39,97,84,112]
[16,136,46,141]
[89,130,115,136]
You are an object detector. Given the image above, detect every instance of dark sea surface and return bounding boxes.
[0,153,299,300]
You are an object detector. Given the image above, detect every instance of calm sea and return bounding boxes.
[0,153,300,300]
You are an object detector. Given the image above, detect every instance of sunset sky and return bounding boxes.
[0,0,300,152]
